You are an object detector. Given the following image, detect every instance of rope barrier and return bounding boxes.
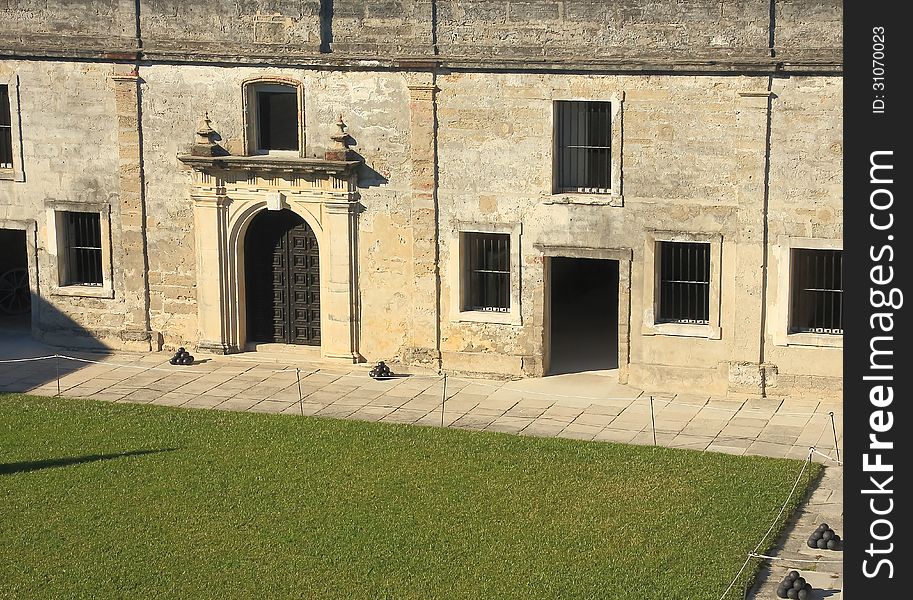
[2,354,840,418]
[810,447,843,465]
[0,355,59,363]
[748,553,843,565]
[717,449,814,600]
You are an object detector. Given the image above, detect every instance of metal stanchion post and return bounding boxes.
[56,354,61,397]
[829,411,840,463]
[649,396,656,446]
[441,373,447,427]
[296,368,304,416]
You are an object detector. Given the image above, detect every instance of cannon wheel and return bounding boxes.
[0,268,30,315]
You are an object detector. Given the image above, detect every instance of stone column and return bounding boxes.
[192,188,233,354]
[406,80,441,368]
[111,64,152,351]
[729,88,777,395]
[321,201,359,361]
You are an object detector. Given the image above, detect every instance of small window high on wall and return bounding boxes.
[246,82,301,155]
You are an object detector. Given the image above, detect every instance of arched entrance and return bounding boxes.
[244,209,320,346]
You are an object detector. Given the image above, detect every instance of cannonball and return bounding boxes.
[818,523,829,531]
[807,538,818,548]
[832,534,841,543]
[792,577,806,590]
[822,530,834,541]
[179,355,190,365]
[169,357,178,365]
[177,347,185,354]
[777,586,789,599]
[787,570,799,580]
[185,355,194,364]
[797,589,809,600]
[817,538,828,549]
[787,588,798,599]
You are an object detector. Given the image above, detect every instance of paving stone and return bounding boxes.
[485,416,533,434]
[380,408,428,424]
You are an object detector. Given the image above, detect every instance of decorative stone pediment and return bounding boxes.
[177,152,365,361]
[177,154,363,203]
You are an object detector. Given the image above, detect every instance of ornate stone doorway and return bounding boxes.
[244,209,320,346]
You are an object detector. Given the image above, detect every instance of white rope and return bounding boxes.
[1,354,840,419]
[718,449,814,600]
[748,552,843,564]
[810,447,842,465]
[0,355,59,363]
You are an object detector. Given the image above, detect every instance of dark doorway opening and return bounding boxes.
[244,210,320,346]
[548,257,618,375]
[0,228,30,332]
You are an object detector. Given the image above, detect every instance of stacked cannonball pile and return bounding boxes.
[807,522,842,551]
[169,347,195,366]
[369,361,394,380]
[776,571,813,599]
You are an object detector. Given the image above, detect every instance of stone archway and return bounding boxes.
[180,154,363,362]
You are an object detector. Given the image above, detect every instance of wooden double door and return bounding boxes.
[244,209,320,345]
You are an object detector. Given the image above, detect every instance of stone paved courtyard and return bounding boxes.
[0,331,843,598]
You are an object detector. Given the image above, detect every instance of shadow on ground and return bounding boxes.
[0,448,178,476]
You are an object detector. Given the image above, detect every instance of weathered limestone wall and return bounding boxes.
[2,1,841,69]
[764,74,843,397]
[433,71,842,396]
[0,59,128,347]
[0,1,843,398]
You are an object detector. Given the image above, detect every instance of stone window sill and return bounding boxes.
[0,169,24,182]
[643,322,721,340]
[452,309,522,326]
[543,192,623,207]
[51,285,115,299]
[778,332,843,348]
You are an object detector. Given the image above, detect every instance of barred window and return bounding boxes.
[1,84,12,169]
[658,241,710,324]
[465,233,510,312]
[790,249,842,334]
[555,101,611,193]
[63,212,103,286]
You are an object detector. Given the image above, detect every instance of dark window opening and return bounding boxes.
[1,84,12,169]
[790,249,842,334]
[64,212,103,286]
[257,88,298,152]
[465,233,510,312]
[658,241,710,324]
[555,100,611,193]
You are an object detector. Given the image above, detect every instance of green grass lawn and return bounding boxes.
[0,394,819,600]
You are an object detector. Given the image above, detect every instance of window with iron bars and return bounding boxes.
[790,249,842,334]
[465,232,510,312]
[63,212,103,286]
[1,84,13,170]
[554,101,611,193]
[658,241,710,324]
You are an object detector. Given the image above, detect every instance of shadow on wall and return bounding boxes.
[0,294,114,392]
[320,0,333,53]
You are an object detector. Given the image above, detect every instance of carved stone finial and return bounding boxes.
[325,114,356,161]
[191,111,222,157]
[331,114,351,150]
